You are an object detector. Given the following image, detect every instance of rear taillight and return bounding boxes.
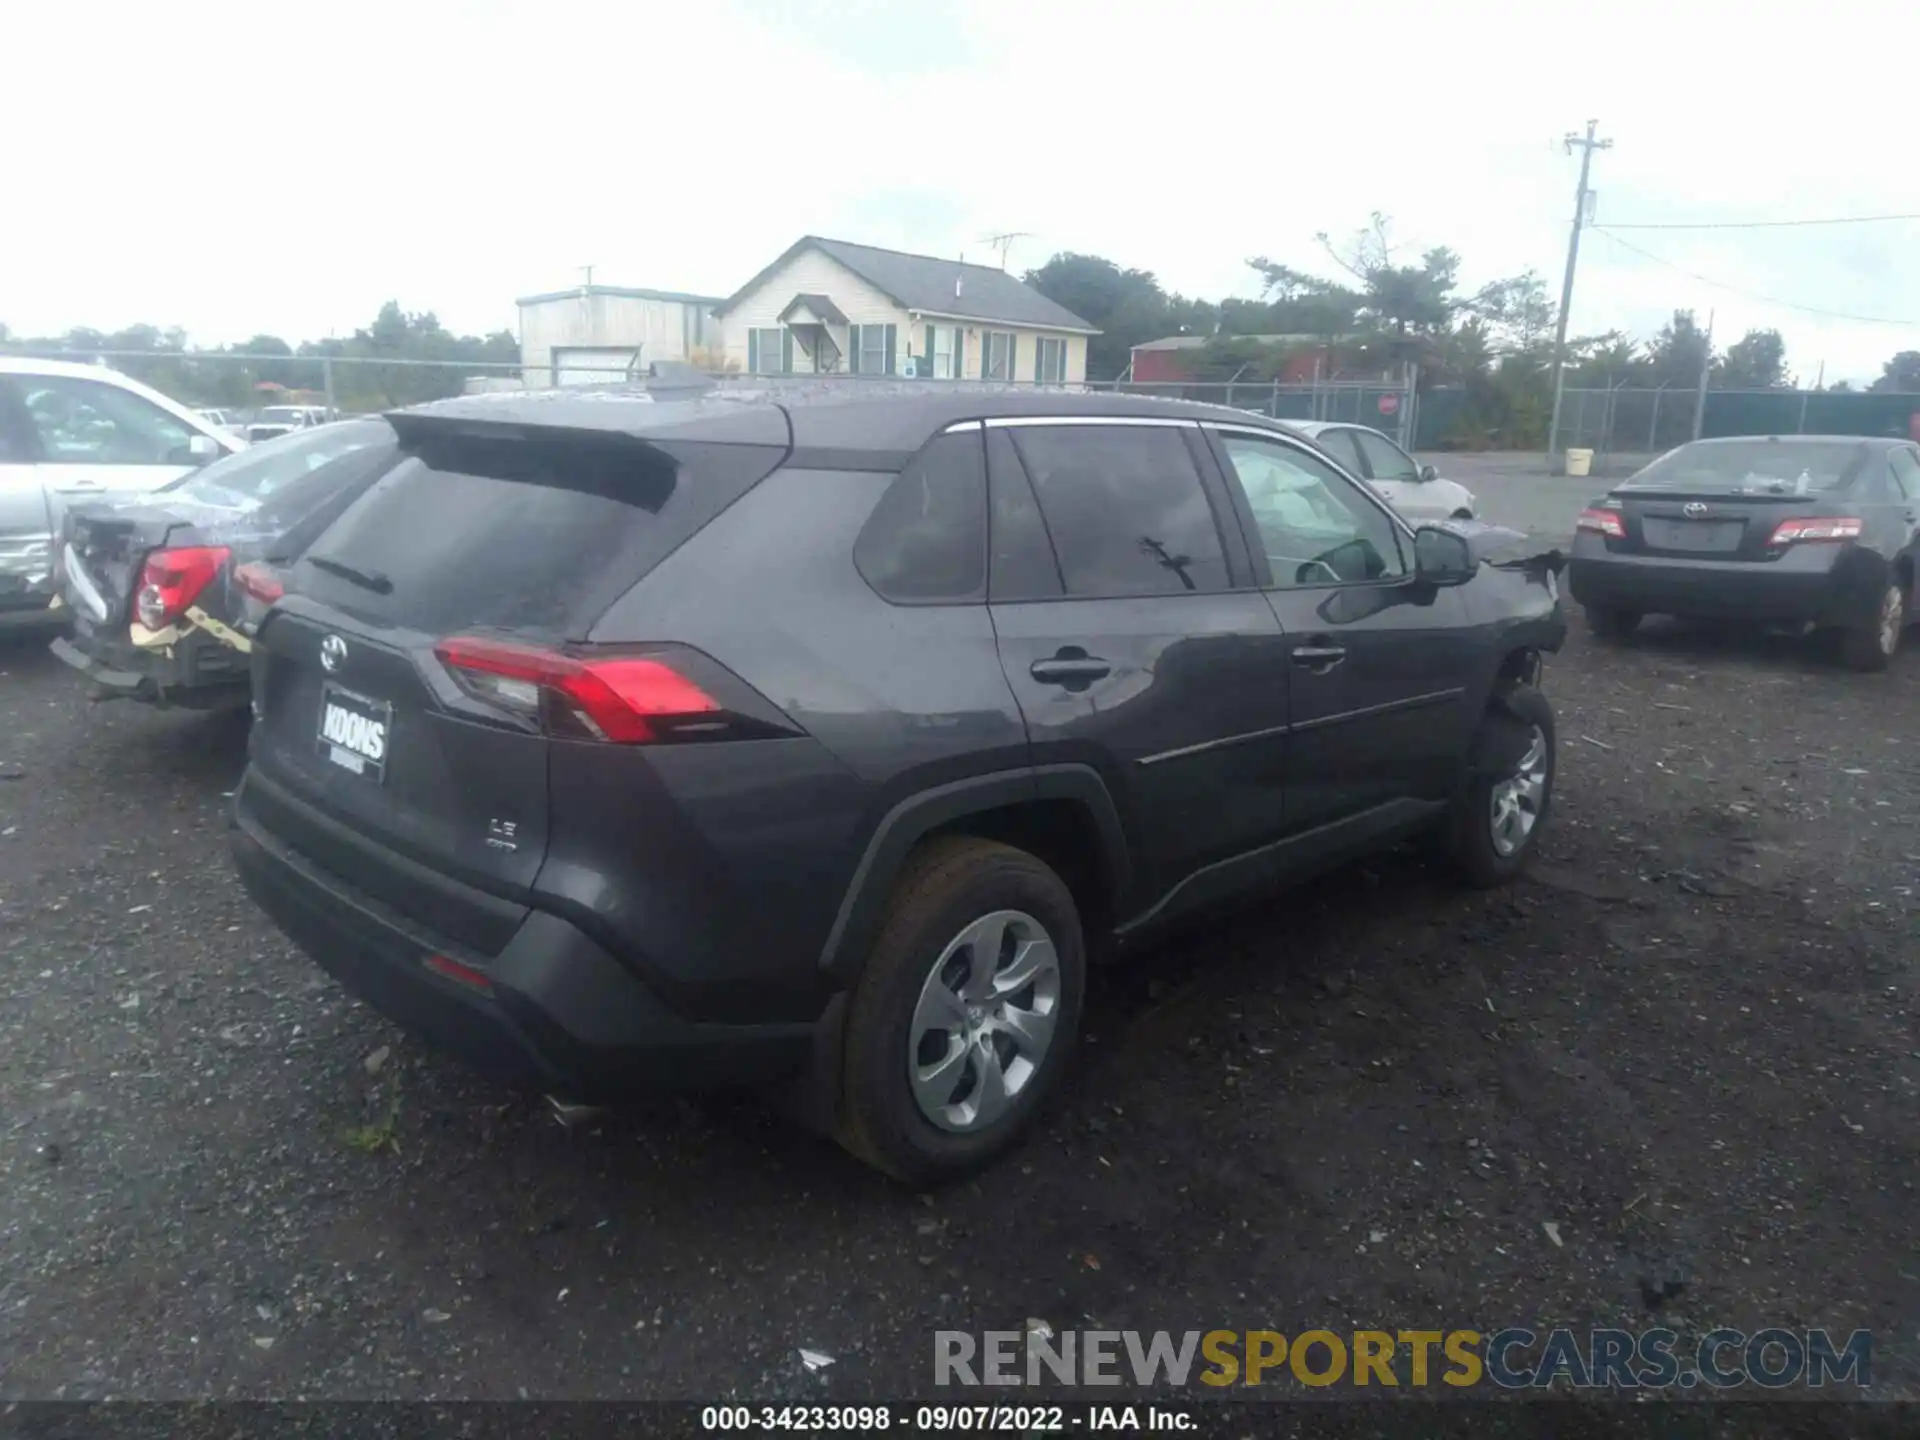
[434,637,728,744]
[1576,507,1625,539]
[135,546,230,631]
[1767,517,1863,547]
[234,561,284,604]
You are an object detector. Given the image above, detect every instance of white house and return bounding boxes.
[517,285,727,386]
[710,236,1098,384]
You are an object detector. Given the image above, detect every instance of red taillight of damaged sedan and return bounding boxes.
[1766,517,1864,547]
[233,561,286,604]
[135,546,231,631]
[1575,508,1625,539]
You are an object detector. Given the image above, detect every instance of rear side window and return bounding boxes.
[1889,447,1920,501]
[1009,424,1229,596]
[1313,427,1366,473]
[853,429,987,602]
[292,435,783,637]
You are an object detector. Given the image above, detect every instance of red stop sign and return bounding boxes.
[1378,393,1400,416]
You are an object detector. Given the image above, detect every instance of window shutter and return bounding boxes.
[847,324,861,374]
[924,324,934,376]
[748,331,760,374]
[781,328,793,374]
[1008,333,1019,383]
[884,325,897,376]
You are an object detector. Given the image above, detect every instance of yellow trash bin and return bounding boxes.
[1565,448,1594,477]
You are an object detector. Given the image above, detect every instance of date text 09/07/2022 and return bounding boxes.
[701,1404,1194,1432]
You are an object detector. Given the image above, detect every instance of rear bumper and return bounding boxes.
[50,625,248,706]
[229,784,819,1100]
[1567,540,1877,625]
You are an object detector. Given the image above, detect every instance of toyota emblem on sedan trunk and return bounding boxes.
[1683,502,1709,518]
[320,635,348,673]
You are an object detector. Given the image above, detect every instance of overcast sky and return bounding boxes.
[4,0,1915,384]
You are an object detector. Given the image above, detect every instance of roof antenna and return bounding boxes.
[979,232,1031,272]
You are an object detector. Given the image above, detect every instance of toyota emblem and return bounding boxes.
[1682,502,1709,518]
[320,635,348,673]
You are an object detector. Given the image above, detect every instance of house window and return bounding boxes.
[932,326,956,379]
[1035,337,1066,384]
[984,331,1015,381]
[849,324,896,376]
[749,328,787,374]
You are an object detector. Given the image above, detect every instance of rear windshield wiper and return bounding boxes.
[306,553,394,595]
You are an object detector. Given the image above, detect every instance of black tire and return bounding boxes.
[1585,605,1640,639]
[1451,509,1475,521]
[837,836,1085,1186]
[1441,685,1556,888]
[1838,583,1903,673]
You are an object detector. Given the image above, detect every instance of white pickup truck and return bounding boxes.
[0,357,245,627]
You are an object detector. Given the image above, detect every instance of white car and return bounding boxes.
[1281,419,1477,524]
[0,357,245,627]
[245,405,332,444]
[195,407,246,437]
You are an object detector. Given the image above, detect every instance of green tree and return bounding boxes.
[1715,328,1789,389]
[1022,253,1181,381]
[1645,310,1714,388]
[1871,350,1920,393]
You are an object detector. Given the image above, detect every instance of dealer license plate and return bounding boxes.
[316,682,391,781]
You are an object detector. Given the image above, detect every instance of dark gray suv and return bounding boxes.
[230,385,1566,1183]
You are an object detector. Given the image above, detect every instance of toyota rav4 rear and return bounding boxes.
[230,397,871,1102]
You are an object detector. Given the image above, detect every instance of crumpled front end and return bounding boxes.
[0,530,59,626]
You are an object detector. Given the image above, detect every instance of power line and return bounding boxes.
[1601,212,1920,231]
[1591,228,1917,326]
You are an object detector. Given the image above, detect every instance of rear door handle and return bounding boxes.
[1030,655,1112,685]
[1291,645,1347,671]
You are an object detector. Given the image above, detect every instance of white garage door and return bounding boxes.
[552,347,640,386]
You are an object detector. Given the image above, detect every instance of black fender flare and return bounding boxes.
[816,764,1131,985]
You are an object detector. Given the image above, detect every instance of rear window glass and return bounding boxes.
[1625,440,1870,495]
[291,434,783,637]
[166,420,391,511]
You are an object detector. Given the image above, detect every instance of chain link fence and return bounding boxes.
[1552,385,1920,463]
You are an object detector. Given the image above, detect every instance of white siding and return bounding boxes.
[949,325,1088,383]
[519,292,720,385]
[720,250,908,376]
[716,245,1095,384]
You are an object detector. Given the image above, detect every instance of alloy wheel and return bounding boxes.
[1489,726,1549,858]
[1879,587,1904,657]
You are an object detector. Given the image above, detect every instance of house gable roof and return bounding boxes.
[713,236,1098,334]
[516,284,726,308]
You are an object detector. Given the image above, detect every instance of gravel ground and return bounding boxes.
[3,600,1918,1404]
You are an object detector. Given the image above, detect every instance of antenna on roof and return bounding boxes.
[979,233,1032,271]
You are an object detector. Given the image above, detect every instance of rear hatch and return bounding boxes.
[1605,438,1876,561]
[245,410,789,954]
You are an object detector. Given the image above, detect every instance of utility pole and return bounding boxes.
[1545,120,1613,471]
[1690,309,1715,441]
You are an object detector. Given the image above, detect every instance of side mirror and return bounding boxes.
[1414,525,1475,585]
[1418,463,1439,483]
[187,433,223,464]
